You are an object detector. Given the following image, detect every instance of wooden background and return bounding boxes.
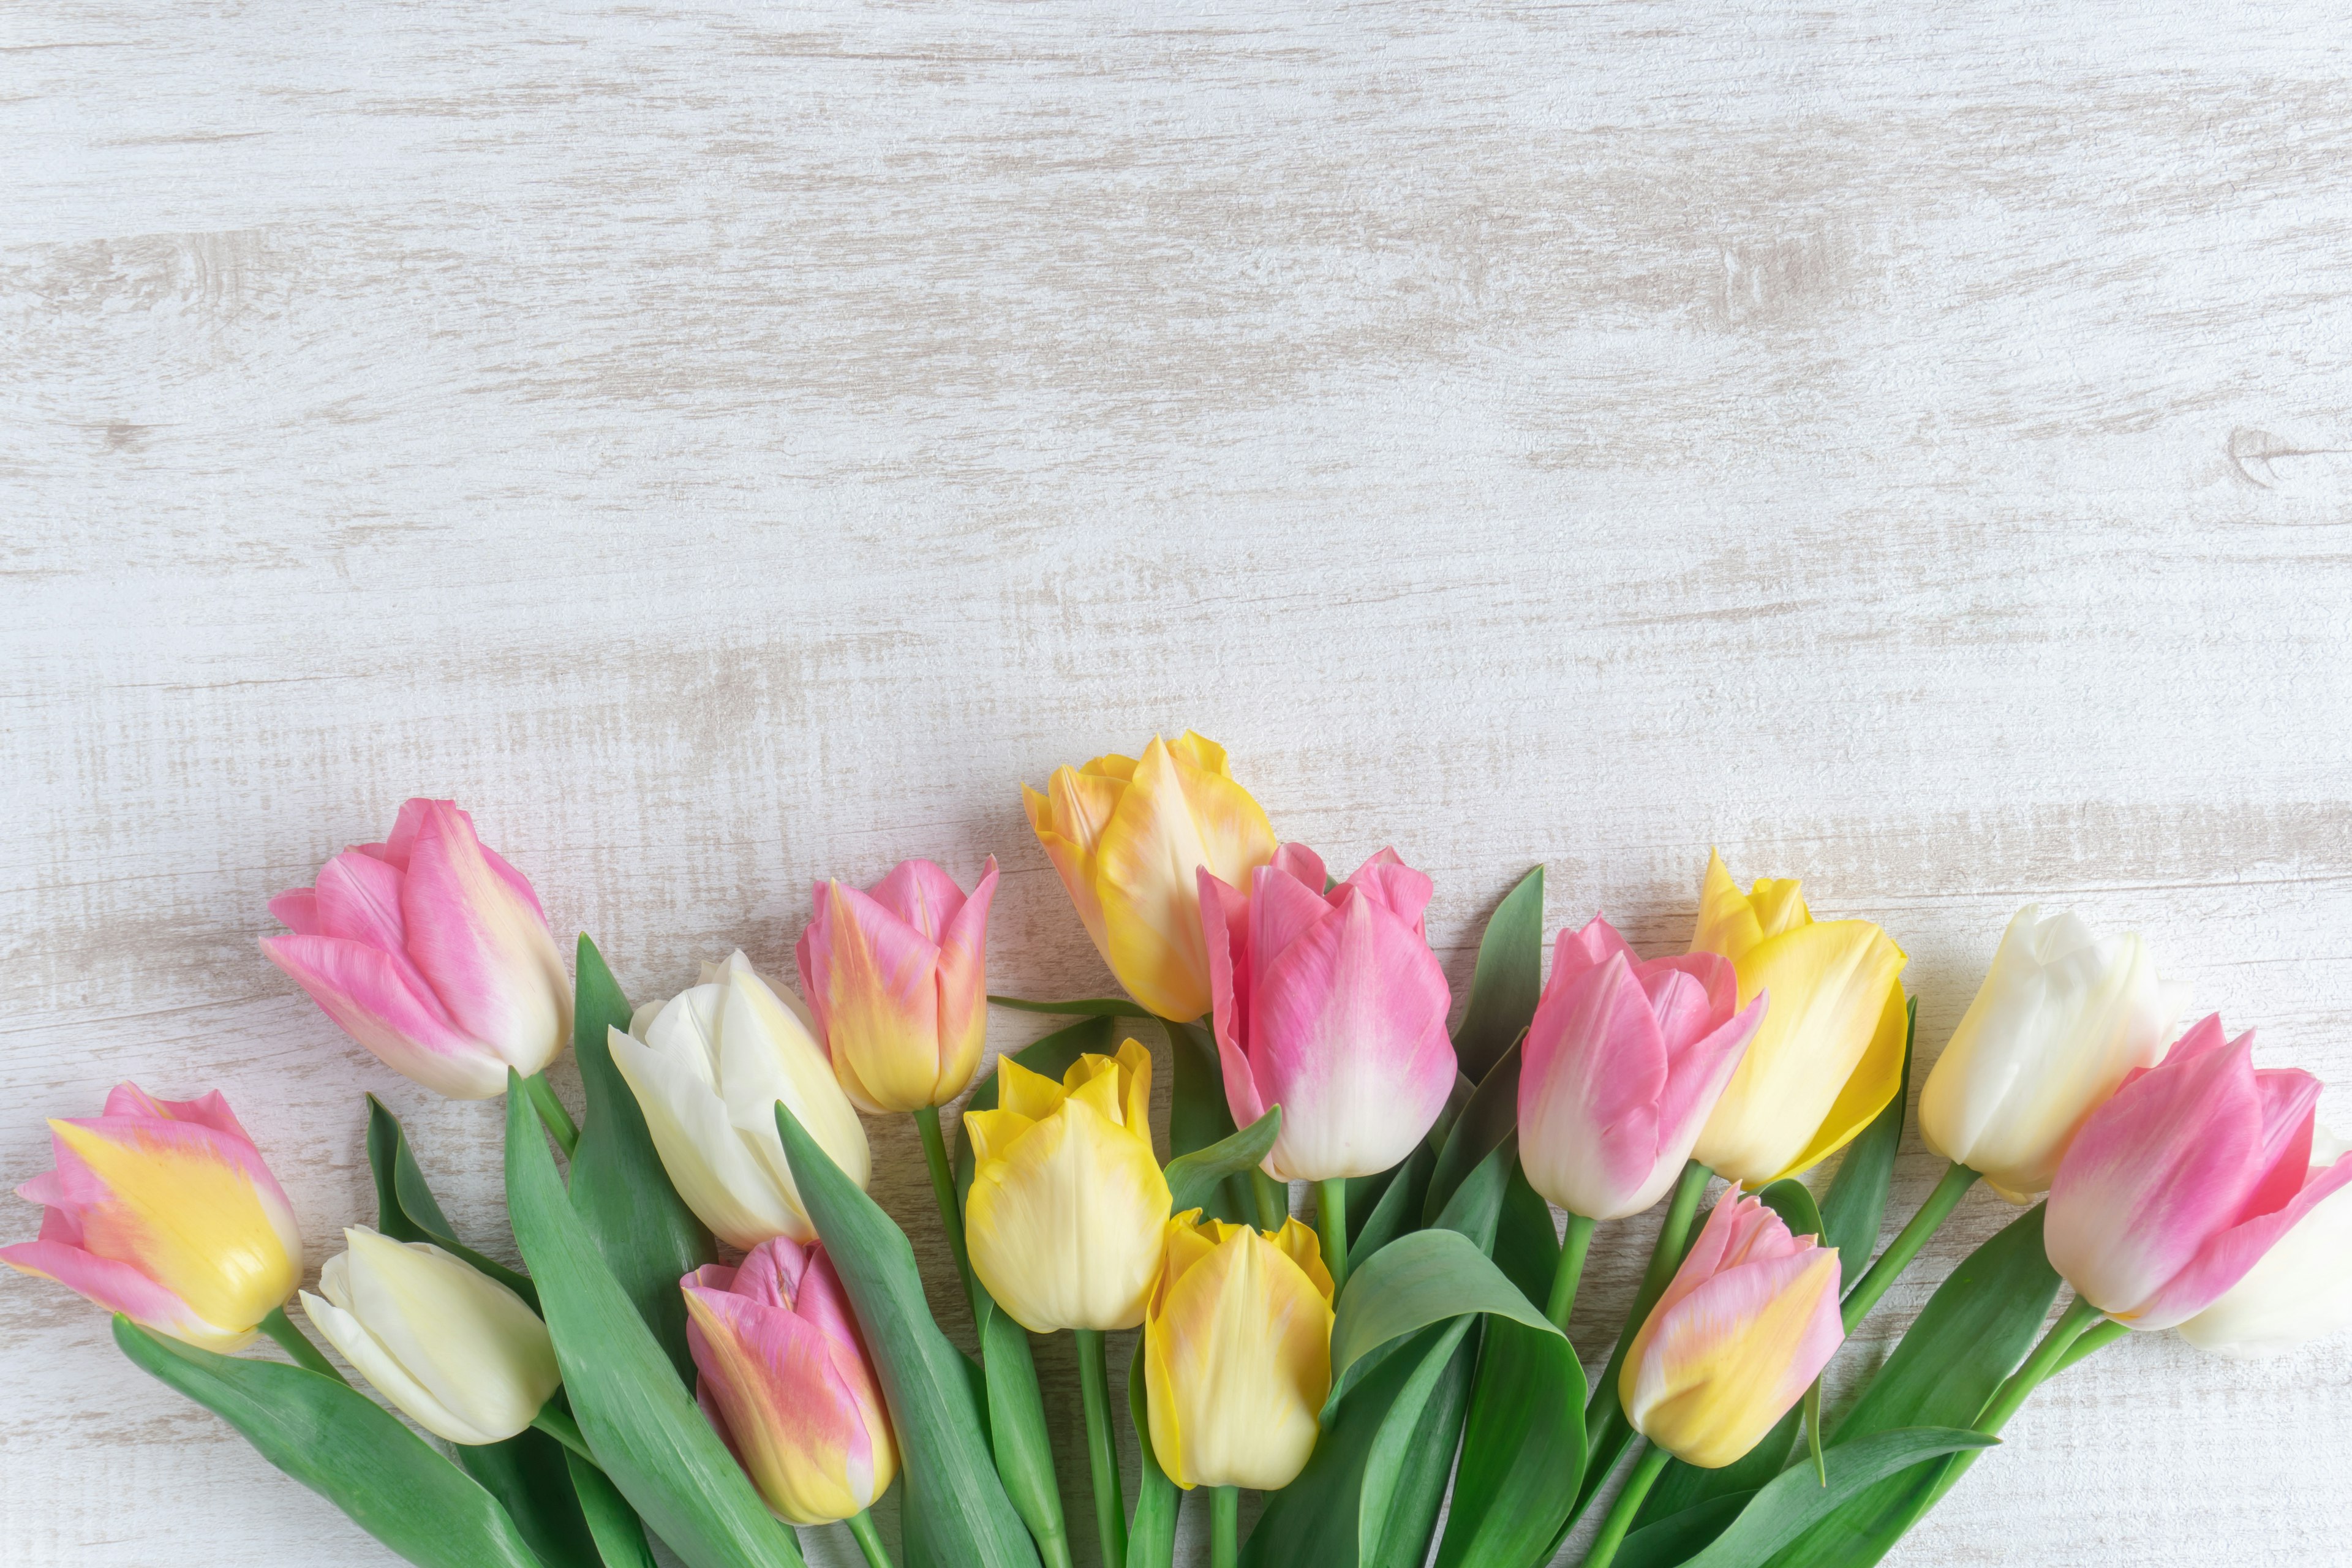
[7,2,2351,1563]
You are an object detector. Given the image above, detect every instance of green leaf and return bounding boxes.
[1489,1161,1561,1305]
[503,1076,805,1568]
[567,1453,659,1568]
[1430,1136,1515,1253]
[565,935,715,1382]
[114,1316,548,1568]
[1450,866,1544,1084]
[1123,1333,1178,1568]
[1164,1016,1251,1223]
[985,996,1139,1017]
[1165,1107,1283,1216]
[1432,1314,1586,1568]
[1673,1428,1999,1568]
[1348,1143,1435,1267]
[1358,1320,1479,1567]
[1422,1041,1521,1229]
[774,1101,1042,1568]
[1324,1227,1560,1420]
[455,1430,601,1568]
[367,1093,538,1308]
[1819,997,1915,1291]
[1612,1494,1756,1568]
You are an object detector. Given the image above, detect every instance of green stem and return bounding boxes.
[522,1073,579,1159]
[2053,1315,2131,1376]
[1840,1161,1980,1330]
[911,1104,977,1319]
[845,1510,896,1568]
[1250,1171,1290,1235]
[1315,1178,1350,1296]
[1581,1441,1670,1568]
[530,1403,598,1466]
[1074,1329,1128,1568]
[1212,1485,1240,1568]
[258,1305,346,1384]
[1548,1214,1597,1332]
[1928,1294,2106,1506]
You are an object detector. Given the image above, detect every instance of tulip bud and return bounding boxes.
[262,799,571,1100]
[609,952,872,1249]
[797,858,998,1114]
[1023,733,1278,1023]
[1687,851,1907,1184]
[3,1085,301,1351]
[965,1040,1172,1333]
[1621,1188,1844,1469]
[300,1227,560,1444]
[1920,906,2190,1202]
[1518,916,1763,1221]
[2179,1127,2352,1359]
[1197,845,1455,1182]
[684,1238,898,1527]
[2046,1015,2352,1331]
[1144,1210,1335,1491]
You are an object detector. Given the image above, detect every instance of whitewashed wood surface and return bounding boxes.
[8,2,2352,1564]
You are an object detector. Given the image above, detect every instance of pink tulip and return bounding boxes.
[1198,845,1455,1182]
[1518,916,1765,1221]
[797,857,998,1114]
[2046,1012,2352,1330]
[262,799,571,1100]
[682,1237,899,1527]
[2,1085,301,1351]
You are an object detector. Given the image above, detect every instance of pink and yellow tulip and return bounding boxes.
[262,798,571,1100]
[1025,732,1277,1022]
[2,1085,301,1351]
[1198,844,1455,1182]
[796,857,998,1114]
[2045,1013,2352,1331]
[1518,916,1765,1221]
[682,1237,899,1527]
[1621,1187,1844,1468]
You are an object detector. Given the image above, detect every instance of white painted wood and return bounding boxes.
[7,1,2351,1563]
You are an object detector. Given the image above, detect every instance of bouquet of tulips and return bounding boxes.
[11,737,2350,1568]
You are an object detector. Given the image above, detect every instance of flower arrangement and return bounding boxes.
[7,733,2348,1568]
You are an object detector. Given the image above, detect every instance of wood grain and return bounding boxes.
[7,2,2351,1564]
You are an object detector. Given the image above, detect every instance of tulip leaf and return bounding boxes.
[985,995,1139,1017]
[1358,1318,1479,1567]
[1450,865,1544,1084]
[1163,1016,1253,1223]
[567,1452,660,1568]
[1422,1040,1522,1228]
[1430,1134,1516,1252]
[774,1101,1043,1568]
[1431,1313,1586,1568]
[367,1093,541,1309]
[455,1430,604,1568]
[1819,996,1917,1291]
[1164,1106,1283,1216]
[1347,1142,1435,1267]
[566,935,716,1384]
[1490,1161,1561,1305]
[1672,1427,1999,1568]
[1123,1332,1179,1568]
[1611,1493,1757,1568]
[1324,1226,1559,1421]
[113,1316,549,1568]
[504,1076,808,1568]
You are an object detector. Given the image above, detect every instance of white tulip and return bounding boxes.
[1919,905,2188,1201]
[2180,1127,2352,1359]
[300,1227,559,1444]
[608,951,870,1249]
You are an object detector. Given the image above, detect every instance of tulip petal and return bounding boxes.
[1691,850,1768,963]
[399,801,568,1077]
[1199,870,1270,1132]
[1340,850,1435,937]
[1518,954,1668,1221]
[1026,771,1120,958]
[263,933,507,1099]
[930,857,997,1102]
[801,880,943,1114]
[2134,1154,2352,1330]
[1769,974,1909,1183]
[684,1280,883,1524]
[869,859,970,940]
[269,888,323,935]
[611,1025,809,1248]
[2,1237,246,1349]
[966,1093,1174,1332]
[1624,1245,1842,1469]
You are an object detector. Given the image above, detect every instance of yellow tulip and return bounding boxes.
[1144,1210,1335,1491]
[963,1040,1173,1333]
[1688,851,1908,1184]
[1023,733,1277,1022]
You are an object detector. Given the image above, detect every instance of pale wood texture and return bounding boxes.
[7,2,2351,1564]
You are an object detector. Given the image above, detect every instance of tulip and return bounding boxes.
[262,798,571,1100]
[1920,905,2188,1202]
[2,1085,301,1352]
[1144,1210,1335,1493]
[2179,1127,2352,1359]
[797,856,998,1115]
[2046,1013,2352,1331]
[1687,850,1907,1185]
[964,1039,1172,1333]
[683,1237,897,1528]
[299,1227,559,1444]
[1024,732,1278,1023]
[609,951,871,1250]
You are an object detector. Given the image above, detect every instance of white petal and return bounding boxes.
[337,1229,559,1442]
[611,1025,802,1246]
[300,1287,503,1445]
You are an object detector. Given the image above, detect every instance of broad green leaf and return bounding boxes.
[114,1317,547,1568]
[1349,1143,1434,1267]
[986,996,1137,1017]
[1819,997,1915,1291]
[1325,1226,1558,1419]
[1422,1041,1521,1227]
[1432,1314,1586,1568]
[504,1077,806,1568]
[1430,1136,1515,1252]
[1123,1333,1178,1568]
[1613,1494,1755,1568]
[1165,1107,1282,1216]
[1489,1161,1561,1305]
[456,1427,601,1568]
[567,1453,659,1568]
[368,1093,538,1307]
[1164,1016,1251,1222]
[1450,866,1545,1084]
[1674,1428,1998,1568]
[774,1102,1042,1568]
[566,935,715,1382]
[1359,1319,1478,1567]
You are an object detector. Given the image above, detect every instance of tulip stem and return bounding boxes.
[1547,1214,1597,1332]
[1924,1294,2106,1506]
[1840,1161,1980,1331]
[1210,1485,1240,1568]
[845,1509,896,1568]
[1574,1161,1711,1521]
[258,1306,347,1384]
[530,1404,598,1467]
[1314,1178,1349,1296]
[1073,1329,1128,1568]
[522,1074,579,1160]
[1250,1172,1291,1235]
[911,1104,977,1320]
[1580,1441,1670,1568]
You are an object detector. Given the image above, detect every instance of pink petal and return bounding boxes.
[1653,987,1764,1152]
[1518,954,1667,1211]
[685,1280,874,1490]
[398,801,564,1068]
[1549,916,1637,995]
[798,881,942,1055]
[1646,1242,1844,1414]
[0,1238,218,1340]
[1199,869,1270,1132]
[1339,849,1434,936]
[313,851,450,1016]
[2241,1066,2322,1223]
[731,1237,815,1312]
[100,1086,255,1145]
[260,934,499,1097]
[686,1262,741,1295]
[2133,1153,2352,1329]
[933,858,996,1074]
[1270,842,1328,890]
[870,859,971,943]
[270,889,322,936]
[1250,859,1338,976]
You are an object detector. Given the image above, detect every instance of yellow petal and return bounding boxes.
[998,1055,1068,1121]
[1747,878,1812,941]
[1114,1038,1154,1137]
[1066,1054,1127,1125]
[1082,752,1140,785]
[1766,979,1910,1183]
[1627,1250,1841,1469]
[1267,1217,1335,1303]
[965,1095,1172,1333]
[962,1108,1037,1170]
[1690,850,1766,963]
